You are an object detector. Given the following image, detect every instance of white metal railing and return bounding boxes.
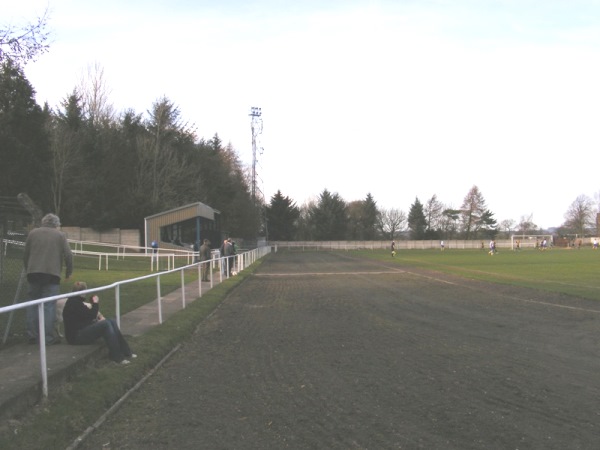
[69,239,192,271]
[269,240,519,251]
[4,238,233,273]
[0,245,273,399]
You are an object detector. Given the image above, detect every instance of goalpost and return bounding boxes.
[510,234,553,250]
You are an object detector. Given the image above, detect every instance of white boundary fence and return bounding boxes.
[0,245,272,399]
[70,240,192,271]
[270,240,516,251]
[269,237,600,251]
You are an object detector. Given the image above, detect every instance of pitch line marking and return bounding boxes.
[401,269,600,314]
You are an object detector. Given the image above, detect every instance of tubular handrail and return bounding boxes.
[0,245,272,399]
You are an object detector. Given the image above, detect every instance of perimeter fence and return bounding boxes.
[270,239,516,251]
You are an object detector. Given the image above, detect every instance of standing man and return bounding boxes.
[219,238,227,275]
[24,213,73,345]
[225,238,236,276]
[193,240,200,263]
[199,239,211,281]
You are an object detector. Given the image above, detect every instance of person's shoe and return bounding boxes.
[119,359,131,365]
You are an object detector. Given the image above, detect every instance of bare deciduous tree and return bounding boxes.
[424,194,445,234]
[77,62,115,126]
[499,218,516,238]
[379,207,406,240]
[460,185,487,239]
[517,214,537,234]
[0,8,51,64]
[563,194,595,236]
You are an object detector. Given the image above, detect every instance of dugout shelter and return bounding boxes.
[144,202,222,252]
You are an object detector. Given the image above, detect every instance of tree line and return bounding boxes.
[0,60,260,239]
[1,58,597,243]
[2,13,597,242]
[266,187,599,242]
[266,187,500,241]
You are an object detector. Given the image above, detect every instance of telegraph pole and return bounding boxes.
[249,107,262,205]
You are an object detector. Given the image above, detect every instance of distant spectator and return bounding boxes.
[199,239,212,281]
[225,238,236,276]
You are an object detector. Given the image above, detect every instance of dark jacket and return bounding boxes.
[199,243,211,261]
[62,295,99,344]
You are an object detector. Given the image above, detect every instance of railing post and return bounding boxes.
[115,284,121,329]
[156,275,162,324]
[180,269,186,308]
[198,263,202,298]
[37,304,49,398]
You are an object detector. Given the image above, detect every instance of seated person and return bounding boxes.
[62,281,136,365]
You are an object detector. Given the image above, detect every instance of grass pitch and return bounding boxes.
[357,246,600,301]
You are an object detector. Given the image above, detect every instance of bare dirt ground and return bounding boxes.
[79,251,600,449]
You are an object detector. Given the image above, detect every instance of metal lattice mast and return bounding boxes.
[250,107,262,205]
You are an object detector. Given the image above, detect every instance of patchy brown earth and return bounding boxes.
[79,251,600,449]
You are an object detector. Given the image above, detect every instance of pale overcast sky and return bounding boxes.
[6,0,600,228]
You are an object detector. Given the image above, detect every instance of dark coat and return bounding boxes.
[62,295,99,344]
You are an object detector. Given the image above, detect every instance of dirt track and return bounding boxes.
[79,251,600,449]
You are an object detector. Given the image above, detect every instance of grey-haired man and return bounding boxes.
[24,213,73,345]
